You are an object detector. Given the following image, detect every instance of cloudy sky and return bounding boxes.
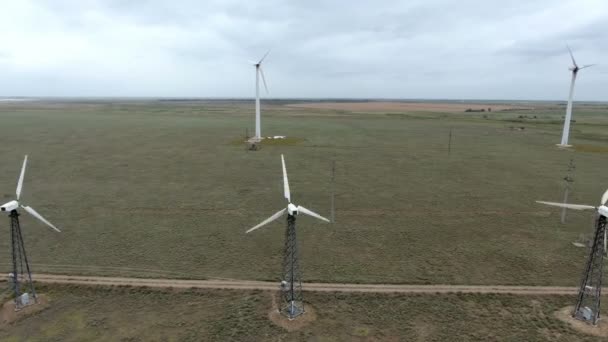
[0,0,606,100]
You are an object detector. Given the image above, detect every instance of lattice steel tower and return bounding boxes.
[9,211,37,309]
[572,215,606,324]
[281,215,304,318]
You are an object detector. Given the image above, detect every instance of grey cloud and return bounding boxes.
[0,0,606,100]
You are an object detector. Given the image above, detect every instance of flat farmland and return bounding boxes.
[285,100,533,112]
[0,100,607,286]
[0,285,600,341]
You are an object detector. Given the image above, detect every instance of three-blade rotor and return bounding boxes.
[5,155,61,233]
[246,155,329,233]
[567,45,596,72]
[251,50,270,93]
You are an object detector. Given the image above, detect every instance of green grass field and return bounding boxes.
[0,285,601,341]
[0,100,607,285]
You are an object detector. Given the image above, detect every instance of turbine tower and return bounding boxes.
[251,51,270,141]
[1,155,61,309]
[536,189,608,325]
[558,46,595,148]
[246,155,329,319]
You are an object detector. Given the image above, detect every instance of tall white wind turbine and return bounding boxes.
[251,51,270,141]
[558,46,595,148]
[1,155,61,309]
[246,154,329,319]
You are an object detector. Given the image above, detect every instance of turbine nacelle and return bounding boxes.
[0,200,19,212]
[598,205,608,217]
[287,203,299,216]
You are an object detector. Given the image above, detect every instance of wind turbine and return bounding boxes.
[558,46,595,148]
[1,155,61,309]
[536,189,608,324]
[251,51,270,141]
[246,154,329,319]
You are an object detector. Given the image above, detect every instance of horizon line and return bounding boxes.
[1,96,607,103]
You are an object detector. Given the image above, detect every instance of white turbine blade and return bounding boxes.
[16,155,28,200]
[259,66,269,93]
[258,50,270,64]
[297,206,330,223]
[567,45,578,67]
[21,205,61,232]
[601,189,608,206]
[246,208,286,233]
[580,64,596,69]
[536,201,595,211]
[281,155,290,202]
[248,60,258,65]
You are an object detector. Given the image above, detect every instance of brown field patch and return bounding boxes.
[268,292,317,332]
[0,294,50,326]
[574,144,608,153]
[286,101,533,113]
[554,306,608,337]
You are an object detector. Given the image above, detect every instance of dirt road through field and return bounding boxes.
[19,274,582,295]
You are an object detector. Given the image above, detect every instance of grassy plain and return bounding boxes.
[0,99,606,285]
[0,285,602,341]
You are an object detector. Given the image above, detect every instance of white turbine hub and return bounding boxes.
[288,203,298,216]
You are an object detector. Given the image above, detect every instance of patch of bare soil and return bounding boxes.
[0,294,50,326]
[286,102,532,113]
[412,319,435,341]
[554,306,608,337]
[267,292,316,332]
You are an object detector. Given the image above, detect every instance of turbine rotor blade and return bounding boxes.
[281,155,290,202]
[567,45,578,68]
[259,66,269,93]
[536,201,596,211]
[258,50,270,64]
[297,206,330,223]
[246,208,286,233]
[601,189,608,206]
[580,64,596,69]
[16,155,28,200]
[21,205,61,232]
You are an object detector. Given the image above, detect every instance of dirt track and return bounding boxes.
[20,274,581,295]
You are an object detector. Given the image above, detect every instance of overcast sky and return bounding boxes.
[0,0,606,100]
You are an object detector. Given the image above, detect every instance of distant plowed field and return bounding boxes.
[286,101,531,112]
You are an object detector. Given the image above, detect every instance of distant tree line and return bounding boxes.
[464,108,492,112]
